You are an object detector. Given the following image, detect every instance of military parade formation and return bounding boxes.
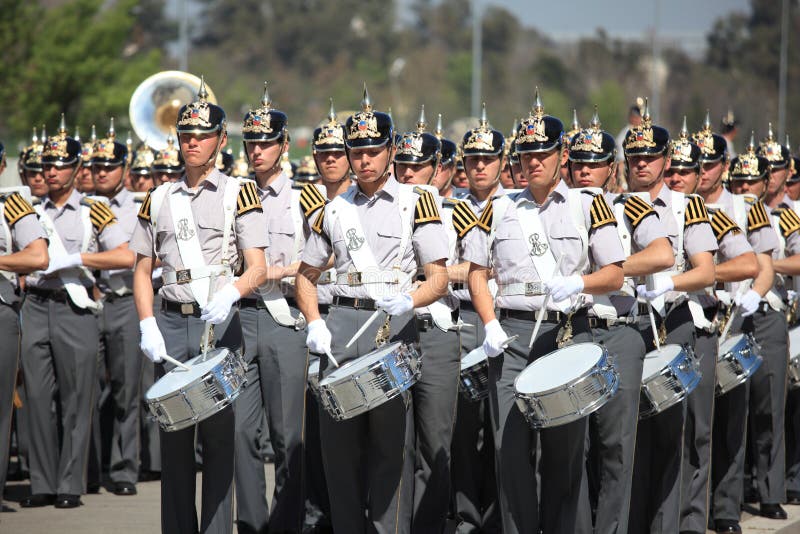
[2,72,800,534]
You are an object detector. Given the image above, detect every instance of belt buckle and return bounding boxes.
[180,303,195,315]
[524,282,541,297]
[175,269,191,285]
[347,272,362,286]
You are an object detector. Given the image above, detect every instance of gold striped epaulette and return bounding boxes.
[300,183,326,218]
[3,193,35,226]
[746,200,771,232]
[623,195,654,229]
[478,200,493,232]
[709,209,741,243]
[137,189,153,221]
[452,200,479,238]
[413,188,441,225]
[89,200,117,232]
[778,207,800,238]
[311,208,325,235]
[589,194,616,229]
[237,180,262,216]
[684,194,710,227]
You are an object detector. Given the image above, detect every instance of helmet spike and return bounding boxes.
[571,109,580,132]
[31,127,38,144]
[198,75,209,101]
[435,113,443,138]
[328,98,336,122]
[416,105,426,133]
[703,110,711,131]
[680,116,688,139]
[767,122,775,141]
[533,87,543,115]
[786,134,792,153]
[74,126,81,142]
[261,81,271,109]
[90,124,97,143]
[41,125,47,142]
[590,105,601,130]
[108,117,116,139]
[361,82,372,112]
[479,102,488,128]
[748,131,756,153]
[58,113,67,135]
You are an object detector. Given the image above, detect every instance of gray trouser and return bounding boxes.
[787,387,800,493]
[140,293,162,474]
[711,368,749,522]
[629,303,694,534]
[681,327,718,532]
[742,308,788,504]
[101,294,142,484]
[20,294,99,496]
[587,323,645,534]
[451,306,500,534]
[0,302,20,506]
[412,316,461,532]
[318,304,416,534]
[235,303,307,534]
[156,306,242,534]
[492,312,593,534]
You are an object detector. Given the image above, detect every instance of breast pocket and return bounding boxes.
[549,222,584,272]
[493,225,524,258]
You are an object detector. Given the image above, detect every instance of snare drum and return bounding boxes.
[459,347,490,402]
[716,333,762,396]
[513,343,619,429]
[789,326,800,389]
[145,348,248,432]
[639,344,701,419]
[316,342,421,421]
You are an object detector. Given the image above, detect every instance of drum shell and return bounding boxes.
[715,334,763,396]
[459,355,489,402]
[638,344,701,419]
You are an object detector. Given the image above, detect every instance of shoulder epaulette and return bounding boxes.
[778,207,800,238]
[237,180,262,216]
[89,200,117,232]
[478,200,493,232]
[623,195,655,229]
[414,189,441,225]
[589,194,616,230]
[311,208,325,235]
[710,210,742,243]
[442,198,459,208]
[746,200,771,232]
[299,183,326,218]
[3,193,35,227]
[684,195,710,227]
[137,189,153,221]
[452,200,479,238]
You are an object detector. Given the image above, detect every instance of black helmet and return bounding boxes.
[758,123,790,169]
[176,76,226,135]
[461,104,504,157]
[563,109,582,146]
[394,106,441,166]
[91,118,128,167]
[152,134,184,174]
[788,155,800,184]
[312,98,346,153]
[216,149,234,175]
[130,143,156,175]
[692,111,727,163]
[729,132,769,181]
[20,127,44,172]
[515,89,564,154]
[568,107,616,163]
[623,99,670,156]
[345,84,393,149]
[433,113,456,166]
[41,114,81,167]
[242,82,288,143]
[668,117,701,170]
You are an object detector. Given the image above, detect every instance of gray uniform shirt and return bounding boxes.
[97,188,139,294]
[0,197,47,302]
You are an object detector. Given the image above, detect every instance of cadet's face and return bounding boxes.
[43,163,76,194]
[664,167,699,194]
[246,140,283,174]
[92,163,124,195]
[24,170,49,197]
[730,178,766,197]
[154,171,180,184]
[511,160,526,187]
[313,150,349,183]
[431,163,454,192]
[626,154,669,191]
[519,149,563,188]
[395,161,435,185]
[348,145,392,183]
[131,173,154,193]
[179,132,225,167]
[786,179,800,201]
[452,168,468,188]
[570,160,613,189]
[698,160,726,194]
[464,155,502,191]
[499,162,514,188]
[767,166,789,196]
[77,166,94,192]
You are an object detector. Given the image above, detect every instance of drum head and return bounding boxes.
[461,346,488,369]
[308,357,320,374]
[321,341,403,384]
[146,348,230,400]
[642,344,683,380]
[790,326,800,358]
[719,333,745,355]
[515,343,605,394]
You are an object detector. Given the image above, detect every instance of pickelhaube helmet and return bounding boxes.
[294,155,319,183]
[152,133,184,174]
[758,123,790,169]
[568,107,616,163]
[395,105,441,166]
[130,143,156,175]
[461,103,504,157]
[668,117,701,170]
[563,109,582,145]
[345,84,394,149]
[20,127,44,172]
[41,114,82,166]
[788,151,800,184]
[176,76,226,135]
[91,118,128,167]
[729,132,769,181]
[313,98,346,153]
[79,125,97,167]
[692,111,727,163]
[231,149,251,178]
[215,149,234,175]
[721,109,738,133]
[515,89,564,154]
[623,99,669,156]
[434,114,457,166]
[504,118,517,158]
[243,82,288,143]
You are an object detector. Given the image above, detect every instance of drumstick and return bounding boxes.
[647,301,661,352]
[529,253,566,349]
[719,305,738,342]
[200,273,218,359]
[162,353,191,371]
[324,348,340,368]
[345,308,385,348]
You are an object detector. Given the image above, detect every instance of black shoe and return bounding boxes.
[713,519,742,533]
[86,483,101,494]
[787,490,800,505]
[54,494,82,508]
[113,482,137,496]
[19,494,55,508]
[138,470,160,482]
[759,503,788,519]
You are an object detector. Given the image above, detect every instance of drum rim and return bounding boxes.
[320,340,407,384]
[145,347,236,401]
[513,342,608,396]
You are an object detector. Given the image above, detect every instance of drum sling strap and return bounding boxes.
[591,194,637,320]
[419,187,457,332]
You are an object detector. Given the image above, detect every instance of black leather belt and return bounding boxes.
[318,304,330,315]
[499,307,587,323]
[239,297,298,309]
[451,282,466,291]
[26,287,72,303]
[161,298,202,317]
[416,309,460,331]
[459,300,476,313]
[104,291,134,302]
[588,315,635,329]
[332,296,378,310]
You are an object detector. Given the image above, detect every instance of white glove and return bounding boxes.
[736,289,762,317]
[636,276,675,300]
[482,319,510,358]
[139,317,166,363]
[43,252,82,275]
[200,283,240,324]
[376,293,414,316]
[306,319,332,355]
[544,275,584,302]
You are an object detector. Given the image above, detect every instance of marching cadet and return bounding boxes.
[567,109,674,534]
[452,154,468,189]
[464,92,625,534]
[215,148,234,176]
[295,86,449,534]
[233,83,309,534]
[624,103,717,534]
[449,106,508,534]
[696,125,779,532]
[131,79,268,533]
[90,119,144,496]
[151,134,184,185]
[666,117,760,534]
[785,156,800,205]
[0,179,49,512]
[76,125,97,194]
[312,99,351,202]
[19,128,48,199]
[431,114,458,199]
[19,116,134,509]
[129,142,156,193]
